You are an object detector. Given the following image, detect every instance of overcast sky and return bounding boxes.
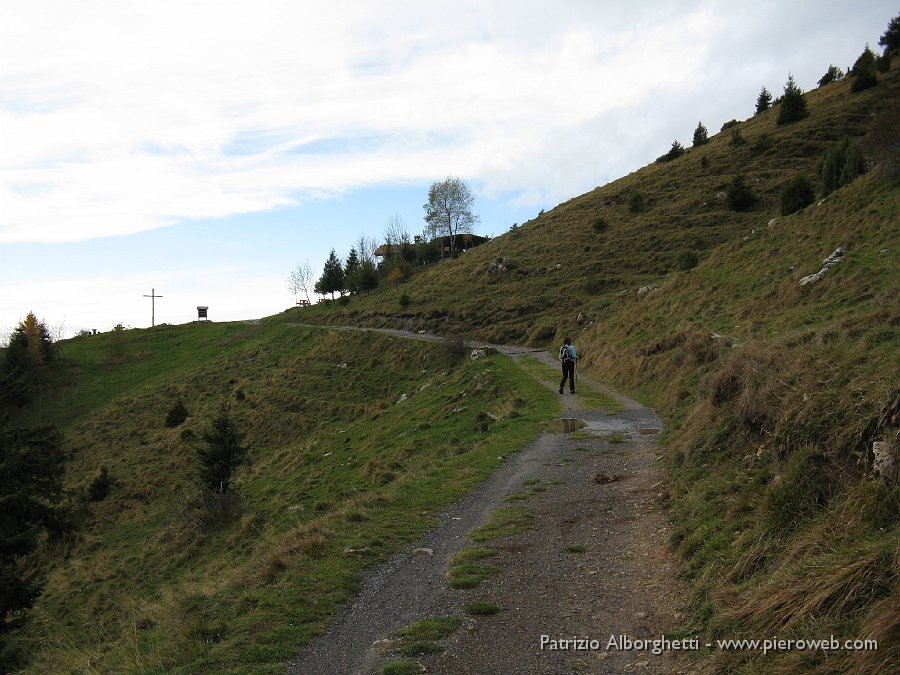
[1,0,895,337]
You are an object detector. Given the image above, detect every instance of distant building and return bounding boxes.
[374,234,490,260]
[434,233,490,255]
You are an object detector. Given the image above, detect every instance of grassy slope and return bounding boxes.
[8,322,558,672]
[296,67,900,673]
[7,61,898,675]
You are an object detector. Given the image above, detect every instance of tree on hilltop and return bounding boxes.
[656,140,685,163]
[850,46,878,92]
[287,261,314,305]
[755,87,772,114]
[879,13,900,56]
[776,75,809,125]
[692,122,709,147]
[0,312,55,408]
[423,176,479,257]
[818,65,844,87]
[315,249,345,299]
[344,247,361,295]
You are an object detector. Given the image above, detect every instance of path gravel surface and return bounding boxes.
[288,331,689,674]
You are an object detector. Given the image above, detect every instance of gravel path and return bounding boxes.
[288,330,688,674]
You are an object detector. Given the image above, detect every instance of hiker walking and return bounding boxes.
[558,336,577,394]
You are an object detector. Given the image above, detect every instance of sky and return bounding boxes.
[1,0,896,339]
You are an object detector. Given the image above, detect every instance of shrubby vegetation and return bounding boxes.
[818,137,866,194]
[657,140,686,163]
[166,399,189,427]
[729,126,746,146]
[726,174,755,211]
[677,250,699,270]
[780,174,816,215]
[628,191,647,213]
[818,64,844,86]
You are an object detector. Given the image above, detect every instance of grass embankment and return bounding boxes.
[8,322,556,672]
[287,65,900,672]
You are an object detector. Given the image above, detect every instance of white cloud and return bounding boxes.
[0,1,895,243]
[0,0,724,242]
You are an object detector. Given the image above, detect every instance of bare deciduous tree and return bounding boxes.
[382,214,411,259]
[48,318,68,356]
[287,261,314,305]
[356,234,377,265]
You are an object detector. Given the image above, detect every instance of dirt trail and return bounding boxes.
[288,330,688,674]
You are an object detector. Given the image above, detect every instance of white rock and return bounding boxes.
[873,441,898,483]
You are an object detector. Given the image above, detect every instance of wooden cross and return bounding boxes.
[143,288,163,327]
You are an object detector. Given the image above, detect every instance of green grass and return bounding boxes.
[465,601,500,615]
[575,387,623,411]
[382,660,420,675]
[447,546,499,589]
[6,324,558,673]
[8,52,900,675]
[469,507,535,542]
[388,616,463,657]
[285,65,900,673]
[515,356,622,411]
[566,545,589,554]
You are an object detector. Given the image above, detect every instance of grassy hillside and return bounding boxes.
[5,50,898,675]
[295,65,900,672]
[5,322,557,672]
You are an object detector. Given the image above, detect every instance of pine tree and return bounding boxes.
[197,402,248,494]
[776,75,809,125]
[850,46,878,92]
[6,312,53,368]
[755,87,772,114]
[1,423,68,626]
[692,122,709,147]
[879,13,900,55]
[0,312,55,407]
[315,249,345,299]
[345,247,360,294]
[357,259,379,293]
